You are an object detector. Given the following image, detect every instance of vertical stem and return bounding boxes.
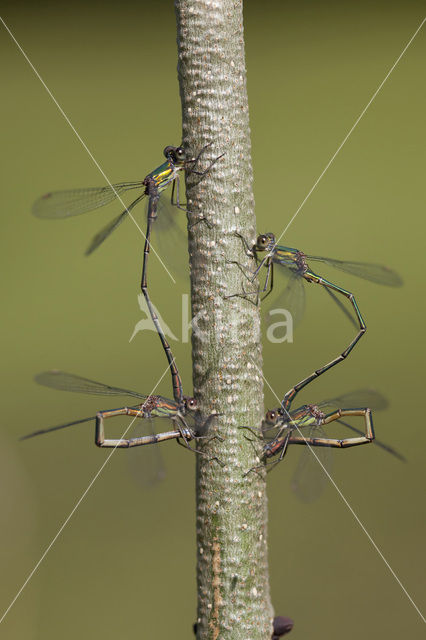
[175,1,273,638]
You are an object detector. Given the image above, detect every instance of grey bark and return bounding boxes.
[175,1,273,638]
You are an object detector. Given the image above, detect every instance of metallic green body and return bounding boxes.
[273,245,304,271]
[263,405,320,459]
[147,158,184,192]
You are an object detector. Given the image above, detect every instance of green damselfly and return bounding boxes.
[33,144,222,405]
[32,145,214,255]
[236,232,402,405]
[138,144,221,404]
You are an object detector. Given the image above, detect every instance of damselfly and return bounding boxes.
[21,371,219,464]
[236,232,402,406]
[242,389,404,500]
[138,144,221,404]
[34,144,222,404]
[33,145,217,255]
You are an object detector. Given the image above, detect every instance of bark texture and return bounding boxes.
[175,1,273,638]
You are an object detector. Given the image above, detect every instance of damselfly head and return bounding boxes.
[255,232,276,252]
[163,145,186,165]
[184,396,197,412]
[264,409,280,426]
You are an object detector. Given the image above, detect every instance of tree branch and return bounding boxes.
[175,1,273,637]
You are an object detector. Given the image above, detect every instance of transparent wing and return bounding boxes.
[193,411,220,438]
[261,423,282,444]
[306,255,403,287]
[265,270,306,329]
[84,192,145,255]
[323,287,359,329]
[20,415,95,441]
[152,196,189,280]
[126,417,168,488]
[336,419,406,462]
[32,182,144,218]
[317,389,388,412]
[290,425,333,503]
[126,411,216,488]
[35,370,147,401]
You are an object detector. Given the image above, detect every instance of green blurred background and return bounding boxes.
[1,1,425,638]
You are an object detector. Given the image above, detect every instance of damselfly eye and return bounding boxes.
[256,234,268,249]
[265,410,278,425]
[176,147,185,158]
[163,146,174,159]
[186,397,197,411]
